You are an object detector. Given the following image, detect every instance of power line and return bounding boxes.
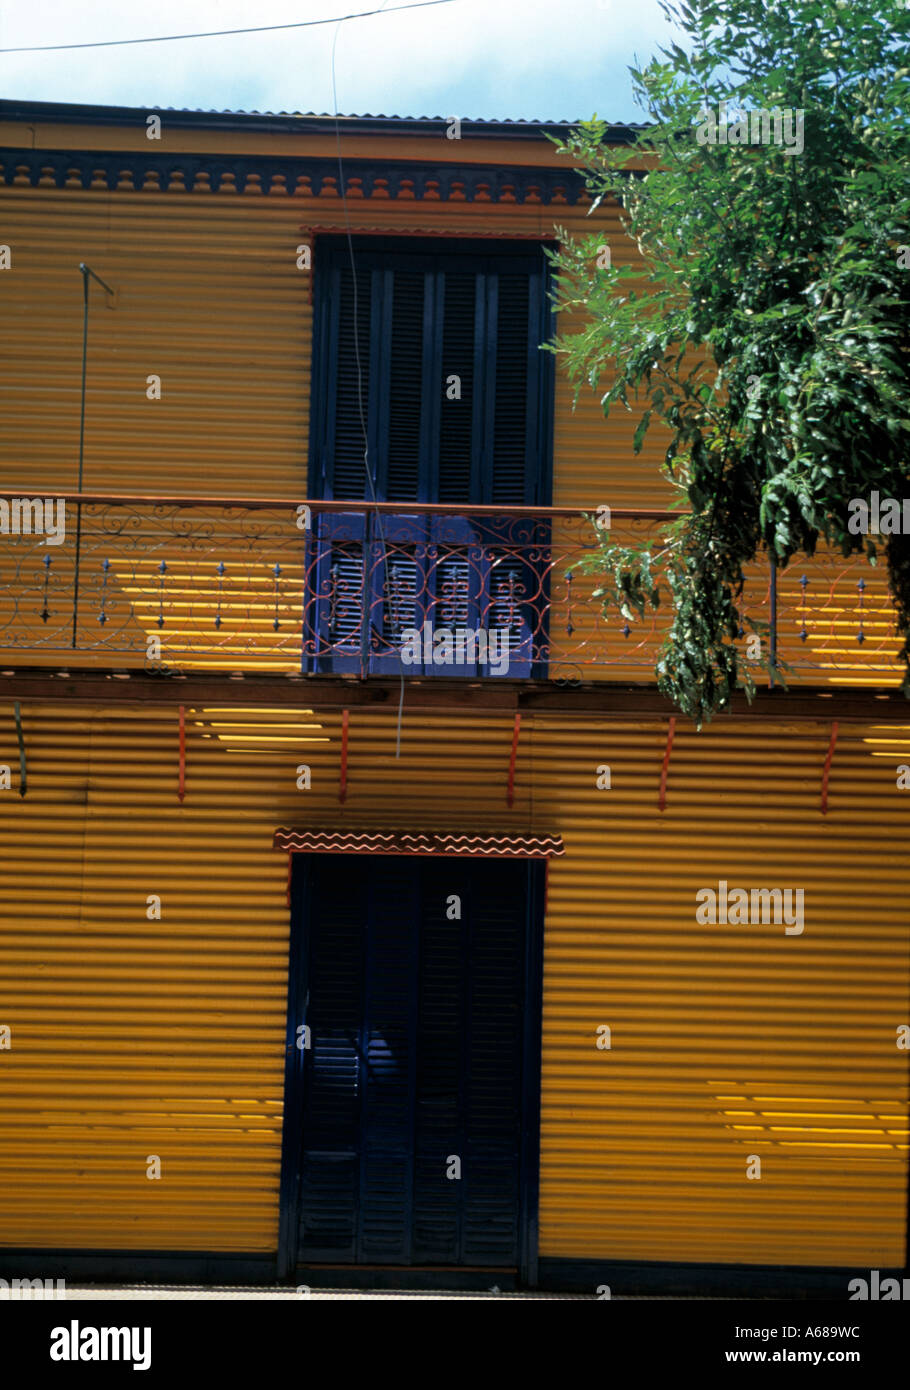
[328,0,407,756]
[0,0,457,55]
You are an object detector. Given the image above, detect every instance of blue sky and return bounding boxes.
[0,0,669,122]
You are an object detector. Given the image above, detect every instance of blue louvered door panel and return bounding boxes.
[412,869,465,1259]
[357,859,419,1262]
[297,870,365,1259]
[296,854,526,1267]
[462,862,524,1263]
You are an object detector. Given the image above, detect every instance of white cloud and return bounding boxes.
[0,0,668,121]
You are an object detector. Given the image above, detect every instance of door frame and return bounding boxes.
[276,851,546,1286]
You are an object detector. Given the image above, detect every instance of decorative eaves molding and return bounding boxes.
[0,148,592,204]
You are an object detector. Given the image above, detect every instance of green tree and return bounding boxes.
[550,0,910,724]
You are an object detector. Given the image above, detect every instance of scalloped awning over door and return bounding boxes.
[272,829,564,858]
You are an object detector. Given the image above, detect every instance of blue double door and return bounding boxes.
[288,854,531,1269]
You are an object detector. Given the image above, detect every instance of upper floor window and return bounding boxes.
[309,236,554,506]
[304,236,555,677]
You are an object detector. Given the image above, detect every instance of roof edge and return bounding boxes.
[0,98,644,143]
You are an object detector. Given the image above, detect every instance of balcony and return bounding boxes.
[0,491,902,692]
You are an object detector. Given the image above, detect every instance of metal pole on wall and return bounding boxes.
[769,553,778,690]
[72,262,115,648]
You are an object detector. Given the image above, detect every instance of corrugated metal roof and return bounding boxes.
[0,98,648,139]
[149,109,588,122]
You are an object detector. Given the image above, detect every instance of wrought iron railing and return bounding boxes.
[0,491,901,685]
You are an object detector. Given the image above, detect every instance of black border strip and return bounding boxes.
[0,1252,274,1282]
[1,1250,904,1297]
[537,1257,910,1300]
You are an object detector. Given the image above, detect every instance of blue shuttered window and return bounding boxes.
[303,237,554,678]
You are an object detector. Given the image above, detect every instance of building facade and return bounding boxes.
[0,100,907,1292]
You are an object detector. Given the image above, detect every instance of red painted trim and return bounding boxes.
[821,720,839,815]
[339,708,349,804]
[177,704,186,803]
[506,713,521,808]
[304,225,558,243]
[273,830,565,859]
[658,715,676,812]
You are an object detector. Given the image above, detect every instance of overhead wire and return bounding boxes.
[329,0,407,757]
[0,0,458,53]
[6,0,441,756]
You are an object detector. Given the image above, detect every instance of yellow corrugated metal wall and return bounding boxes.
[0,181,312,497]
[0,138,671,682]
[0,702,907,1265]
[0,121,666,503]
[0,146,894,683]
[0,700,536,1251]
[1,119,906,1269]
[538,717,910,1267]
[1,127,899,685]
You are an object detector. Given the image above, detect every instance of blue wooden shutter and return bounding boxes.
[296,862,366,1259]
[437,269,482,503]
[458,860,524,1263]
[412,859,525,1264]
[311,239,551,507]
[488,266,543,507]
[357,858,421,1262]
[298,856,420,1262]
[329,262,375,499]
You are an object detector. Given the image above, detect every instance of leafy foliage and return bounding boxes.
[548,0,910,724]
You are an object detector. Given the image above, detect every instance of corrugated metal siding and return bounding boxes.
[0,162,660,677]
[0,184,312,497]
[1,145,899,684]
[535,718,910,1267]
[0,703,290,1250]
[2,183,898,686]
[0,701,534,1251]
[0,141,641,502]
[552,296,676,512]
[0,702,907,1265]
